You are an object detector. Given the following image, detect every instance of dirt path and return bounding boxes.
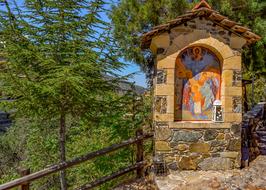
[156,156,266,190]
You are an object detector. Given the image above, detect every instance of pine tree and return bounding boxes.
[110,0,189,78]
[110,0,266,87]
[0,0,124,189]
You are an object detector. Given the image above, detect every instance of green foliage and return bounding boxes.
[110,0,189,75]
[0,120,26,184]
[205,0,266,76]
[111,0,266,100]
[0,92,151,189]
[0,0,123,120]
[0,0,152,189]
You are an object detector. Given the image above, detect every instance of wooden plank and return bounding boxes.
[209,12,227,22]
[231,25,249,33]
[75,161,146,190]
[136,129,144,178]
[18,169,30,190]
[0,134,153,190]
[220,19,237,28]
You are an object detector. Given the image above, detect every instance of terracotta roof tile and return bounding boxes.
[192,0,212,11]
[141,3,261,49]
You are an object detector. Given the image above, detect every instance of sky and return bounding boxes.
[10,0,147,88]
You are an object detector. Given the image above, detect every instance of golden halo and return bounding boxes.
[192,47,202,56]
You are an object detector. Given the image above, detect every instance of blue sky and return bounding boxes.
[11,0,147,87]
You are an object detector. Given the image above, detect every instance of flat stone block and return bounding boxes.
[221,96,233,112]
[155,141,171,152]
[204,129,218,141]
[166,69,175,85]
[155,84,175,96]
[171,130,203,143]
[157,57,175,69]
[165,44,180,57]
[151,32,170,50]
[221,87,242,96]
[192,29,210,40]
[220,152,239,159]
[224,113,242,123]
[230,33,247,49]
[179,156,197,170]
[199,157,233,170]
[222,70,233,87]
[172,34,189,50]
[167,96,175,114]
[223,56,242,70]
[155,113,174,122]
[169,121,231,129]
[207,37,223,48]
[176,144,189,151]
[216,133,225,140]
[189,143,210,153]
[155,125,172,141]
[227,138,241,151]
[219,45,234,59]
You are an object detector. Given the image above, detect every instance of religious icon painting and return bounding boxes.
[175,46,221,121]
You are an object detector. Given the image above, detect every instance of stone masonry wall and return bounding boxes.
[151,17,247,172]
[155,123,241,171]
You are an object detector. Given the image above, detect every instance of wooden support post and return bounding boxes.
[136,129,144,179]
[19,168,30,190]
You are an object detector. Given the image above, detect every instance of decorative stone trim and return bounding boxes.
[156,69,167,84]
[155,122,172,141]
[155,96,167,114]
[233,49,242,56]
[232,96,242,113]
[233,70,242,87]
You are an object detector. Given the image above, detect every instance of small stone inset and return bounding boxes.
[157,70,167,84]
[155,96,167,114]
[233,50,242,56]
[157,48,165,55]
[233,70,242,86]
[233,96,242,113]
[155,123,172,141]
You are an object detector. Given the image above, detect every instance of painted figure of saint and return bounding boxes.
[175,47,221,121]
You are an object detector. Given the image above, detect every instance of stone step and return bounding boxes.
[252,132,260,139]
[259,148,266,155]
[258,143,266,147]
[0,125,10,133]
[0,112,9,120]
[258,138,266,143]
[0,119,12,125]
[256,131,266,136]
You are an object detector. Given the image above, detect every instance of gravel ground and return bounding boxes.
[114,178,157,190]
[156,156,266,190]
[116,156,266,190]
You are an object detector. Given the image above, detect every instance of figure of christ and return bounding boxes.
[175,47,221,120]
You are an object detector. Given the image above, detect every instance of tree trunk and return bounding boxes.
[59,111,67,190]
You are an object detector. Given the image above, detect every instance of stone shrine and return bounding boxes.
[141,0,261,171]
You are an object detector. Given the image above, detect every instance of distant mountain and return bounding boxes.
[104,75,146,95]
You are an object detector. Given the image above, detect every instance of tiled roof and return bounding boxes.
[141,1,261,49]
